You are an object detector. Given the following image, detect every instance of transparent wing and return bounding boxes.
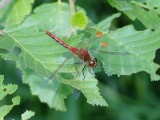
[90,49,131,55]
[46,54,74,82]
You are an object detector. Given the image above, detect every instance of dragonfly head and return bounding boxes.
[88,58,97,67]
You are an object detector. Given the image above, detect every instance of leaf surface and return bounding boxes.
[108,0,160,29]
[89,25,160,81]
[0,0,34,26]
[0,2,107,111]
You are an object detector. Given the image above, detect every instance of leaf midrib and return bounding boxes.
[5,32,51,75]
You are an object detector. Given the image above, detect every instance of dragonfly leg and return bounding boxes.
[74,61,83,76]
[82,64,87,80]
[74,62,87,80]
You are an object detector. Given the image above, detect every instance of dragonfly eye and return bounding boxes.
[88,58,97,67]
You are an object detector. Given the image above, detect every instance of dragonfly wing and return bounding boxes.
[90,49,131,55]
[46,54,74,82]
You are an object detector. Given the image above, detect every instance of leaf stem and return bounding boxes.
[69,0,76,15]
[58,0,61,4]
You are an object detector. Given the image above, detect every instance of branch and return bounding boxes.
[69,0,75,15]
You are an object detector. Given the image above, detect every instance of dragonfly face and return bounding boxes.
[88,58,97,67]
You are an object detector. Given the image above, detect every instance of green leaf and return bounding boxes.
[61,73,107,106]
[108,0,160,29]
[0,2,107,111]
[0,75,20,119]
[21,110,35,120]
[70,11,88,30]
[89,25,160,81]
[23,69,72,111]
[0,0,34,27]
[78,13,160,81]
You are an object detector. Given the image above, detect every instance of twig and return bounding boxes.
[69,0,75,15]
[0,0,12,10]
[58,0,61,4]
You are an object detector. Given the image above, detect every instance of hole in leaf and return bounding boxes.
[141,7,149,11]
[139,2,149,11]
[154,7,158,10]
[151,28,155,31]
[142,2,147,5]
[3,88,6,92]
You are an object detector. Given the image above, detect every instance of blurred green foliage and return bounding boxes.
[0,0,160,120]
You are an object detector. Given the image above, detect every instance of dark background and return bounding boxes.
[1,0,160,120]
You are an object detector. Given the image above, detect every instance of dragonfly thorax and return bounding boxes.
[88,58,97,67]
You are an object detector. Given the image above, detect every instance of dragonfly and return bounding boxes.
[46,31,98,80]
[45,30,129,81]
[45,30,130,98]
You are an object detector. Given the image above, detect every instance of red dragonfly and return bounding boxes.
[46,31,97,67]
[46,31,98,80]
[45,31,129,81]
